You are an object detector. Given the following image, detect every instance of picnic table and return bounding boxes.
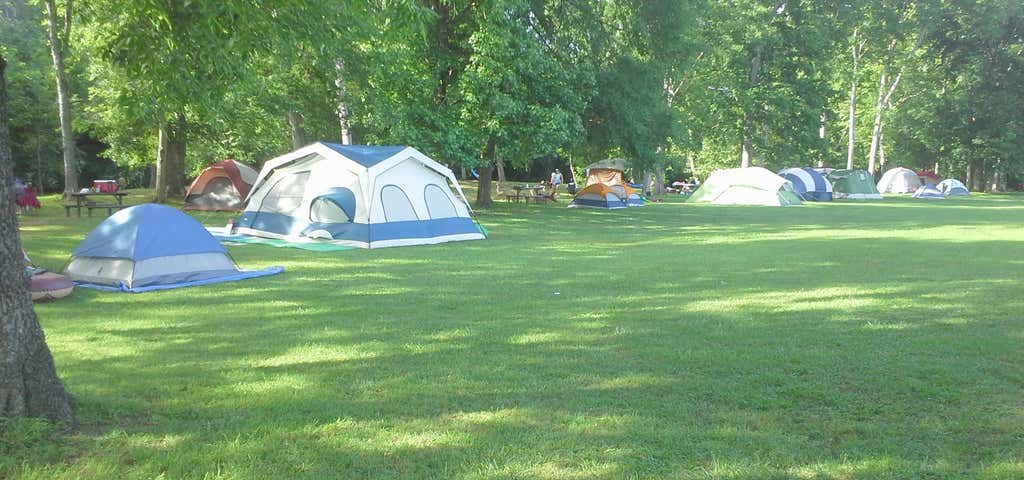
[505,184,551,203]
[65,192,130,217]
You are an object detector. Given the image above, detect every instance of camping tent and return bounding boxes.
[688,167,803,206]
[877,167,922,194]
[568,184,628,209]
[66,204,281,292]
[825,169,883,199]
[184,159,259,211]
[778,167,833,201]
[912,184,945,199]
[569,158,643,208]
[234,142,484,248]
[938,179,970,196]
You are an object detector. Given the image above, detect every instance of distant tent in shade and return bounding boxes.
[825,169,883,199]
[778,167,833,201]
[568,184,628,209]
[184,159,259,211]
[688,167,803,206]
[877,167,922,194]
[67,204,282,292]
[937,179,970,196]
[912,184,945,199]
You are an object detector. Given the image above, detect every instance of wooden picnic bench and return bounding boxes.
[65,192,130,217]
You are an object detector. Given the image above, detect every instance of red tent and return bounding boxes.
[184,159,259,211]
[916,170,941,185]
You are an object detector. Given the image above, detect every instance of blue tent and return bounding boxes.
[938,179,970,196]
[67,204,282,292]
[778,167,833,201]
[912,184,946,200]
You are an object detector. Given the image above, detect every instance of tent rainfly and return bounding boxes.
[912,184,946,199]
[568,158,643,209]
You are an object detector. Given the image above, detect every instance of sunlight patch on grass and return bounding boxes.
[254,343,382,368]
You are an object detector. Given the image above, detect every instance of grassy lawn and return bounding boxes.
[5,189,1024,479]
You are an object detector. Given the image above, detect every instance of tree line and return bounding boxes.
[1,0,1022,206]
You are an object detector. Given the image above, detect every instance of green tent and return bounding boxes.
[688,167,803,206]
[826,169,882,199]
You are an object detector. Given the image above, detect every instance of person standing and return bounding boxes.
[550,169,563,199]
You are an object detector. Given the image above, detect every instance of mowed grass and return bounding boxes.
[5,189,1024,479]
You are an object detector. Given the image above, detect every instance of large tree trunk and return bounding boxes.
[287,111,306,149]
[475,139,496,208]
[43,0,77,198]
[153,113,186,203]
[335,60,352,145]
[687,153,698,179]
[651,163,665,195]
[0,55,74,423]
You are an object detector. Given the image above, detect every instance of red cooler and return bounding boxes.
[94,180,118,193]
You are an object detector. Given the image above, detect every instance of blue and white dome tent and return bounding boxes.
[66,204,282,292]
[937,179,970,196]
[778,167,833,201]
[912,184,946,199]
[234,143,485,249]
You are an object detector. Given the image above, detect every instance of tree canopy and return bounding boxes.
[1,0,1022,201]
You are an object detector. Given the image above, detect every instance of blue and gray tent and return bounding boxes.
[937,179,970,196]
[778,167,833,201]
[67,204,282,292]
[912,184,946,200]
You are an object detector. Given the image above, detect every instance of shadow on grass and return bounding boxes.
[12,192,1024,478]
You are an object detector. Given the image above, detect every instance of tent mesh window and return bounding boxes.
[261,171,310,215]
[424,184,457,219]
[381,185,419,222]
[310,195,353,223]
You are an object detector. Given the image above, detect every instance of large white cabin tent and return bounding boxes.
[234,142,485,248]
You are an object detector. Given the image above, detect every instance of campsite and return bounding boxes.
[3,1,1024,479]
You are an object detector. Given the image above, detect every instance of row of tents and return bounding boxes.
[685,166,970,206]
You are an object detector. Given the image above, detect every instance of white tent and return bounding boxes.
[877,167,922,194]
[937,179,970,196]
[688,167,803,206]
[234,143,485,248]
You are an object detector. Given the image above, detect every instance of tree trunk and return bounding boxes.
[651,164,665,195]
[0,55,74,423]
[687,153,698,179]
[495,156,506,183]
[866,59,889,175]
[287,111,306,149]
[35,143,44,195]
[154,123,169,202]
[166,112,187,197]
[847,28,864,170]
[43,0,77,198]
[335,60,353,145]
[475,139,496,208]
[740,137,753,168]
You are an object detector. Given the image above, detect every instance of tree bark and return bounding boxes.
[847,28,865,170]
[475,139,496,208]
[43,0,77,198]
[154,123,169,202]
[335,60,352,145]
[0,55,74,424]
[651,164,665,195]
[287,111,306,149]
[740,137,753,168]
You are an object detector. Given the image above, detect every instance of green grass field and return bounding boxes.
[4,190,1023,479]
